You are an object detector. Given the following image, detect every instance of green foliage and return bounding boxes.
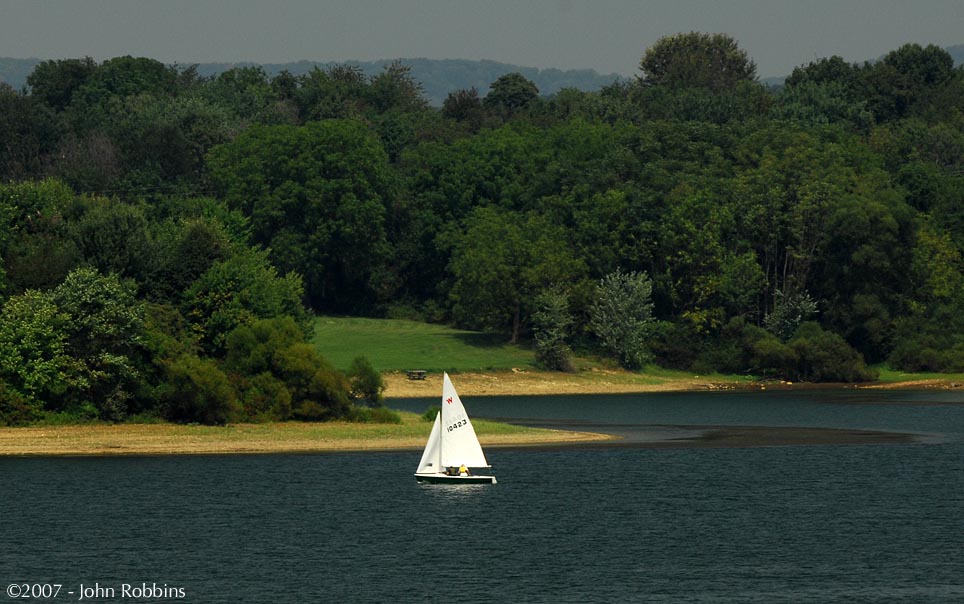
[26,57,97,111]
[639,32,757,91]
[531,289,575,372]
[162,354,240,425]
[346,405,402,424]
[422,405,441,422]
[765,289,819,341]
[4,41,964,406]
[448,207,585,342]
[0,380,41,426]
[346,356,385,406]
[50,268,146,419]
[0,290,74,401]
[70,197,154,281]
[483,72,539,115]
[225,317,352,421]
[206,119,393,311]
[183,248,309,355]
[788,322,878,382]
[589,270,655,369]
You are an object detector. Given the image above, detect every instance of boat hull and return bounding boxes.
[414,473,497,485]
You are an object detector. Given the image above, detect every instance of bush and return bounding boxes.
[422,405,440,422]
[347,356,385,406]
[347,405,402,424]
[162,355,240,425]
[237,372,292,422]
[0,381,41,426]
[789,322,878,382]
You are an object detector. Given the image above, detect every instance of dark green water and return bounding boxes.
[2,390,963,603]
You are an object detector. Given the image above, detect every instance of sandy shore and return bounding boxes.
[384,369,727,398]
[0,421,613,457]
[383,369,964,398]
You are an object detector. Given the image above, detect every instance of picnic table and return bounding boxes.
[406,370,427,380]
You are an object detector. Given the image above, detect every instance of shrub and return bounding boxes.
[789,323,877,382]
[162,355,240,425]
[347,405,402,424]
[0,381,40,426]
[237,372,292,422]
[347,356,385,406]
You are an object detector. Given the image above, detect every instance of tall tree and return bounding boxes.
[206,119,394,311]
[448,207,584,343]
[639,32,757,90]
[589,270,656,369]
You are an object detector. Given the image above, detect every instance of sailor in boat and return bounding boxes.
[459,464,470,476]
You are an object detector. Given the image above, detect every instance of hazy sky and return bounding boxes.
[2,0,963,78]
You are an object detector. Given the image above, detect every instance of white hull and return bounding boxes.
[414,472,497,484]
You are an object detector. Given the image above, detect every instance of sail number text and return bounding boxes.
[446,413,468,432]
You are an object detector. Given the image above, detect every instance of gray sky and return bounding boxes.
[2,0,963,78]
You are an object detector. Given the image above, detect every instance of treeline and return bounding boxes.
[0,56,621,106]
[3,33,964,423]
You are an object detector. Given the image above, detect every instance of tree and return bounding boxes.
[442,87,485,130]
[181,248,309,356]
[51,268,147,419]
[206,119,394,311]
[70,198,154,282]
[639,32,757,90]
[864,44,956,121]
[0,84,59,180]
[161,354,239,425]
[366,61,428,114]
[346,356,385,406]
[531,288,575,372]
[0,290,73,406]
[589,270,655,369]
[765,289,819,341]
[448,207,584,342]
[26,57,97,111]
[483,73,539,115]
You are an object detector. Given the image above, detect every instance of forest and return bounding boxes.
[2,33,964,426]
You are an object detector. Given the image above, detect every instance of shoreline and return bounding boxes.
[0,370,951,457]
[0,422,920,458]
[0,419,614,458]
[382,369,964,398]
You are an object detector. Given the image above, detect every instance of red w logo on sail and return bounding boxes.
[446,397,453,404]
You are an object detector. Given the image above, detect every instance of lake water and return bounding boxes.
[2,389,963,603]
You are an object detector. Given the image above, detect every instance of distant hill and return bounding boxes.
[0,56,41,89]
[947,44,964,65]
[193,58,623,105]
[5,46,963,103]
[0,56,622,105]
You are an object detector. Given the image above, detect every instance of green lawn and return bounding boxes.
[312,316,536,372]
[871,366,964,383]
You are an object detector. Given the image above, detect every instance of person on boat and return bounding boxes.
[459,464,470,476]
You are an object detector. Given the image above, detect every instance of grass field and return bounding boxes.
[872,366,964,383]
[312,316,536,371]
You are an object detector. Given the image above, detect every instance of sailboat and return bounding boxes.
[414,373,497,484]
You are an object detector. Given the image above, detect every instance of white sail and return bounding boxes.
[439,372,489,468]
[415,412,442,474]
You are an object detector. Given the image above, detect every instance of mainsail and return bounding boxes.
[438,373,489,468]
